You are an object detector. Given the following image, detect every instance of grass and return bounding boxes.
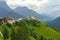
[25,19,60,39]
[0,19,60,40]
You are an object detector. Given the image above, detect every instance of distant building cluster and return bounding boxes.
[0,17,15,24]
[27,15,36,19]
[0,15,36,24]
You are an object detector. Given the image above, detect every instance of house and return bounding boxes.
[0,18,4,24]
[31,15,36,19]
[17,18,23,21]
[7,20,15,24]
[0,17,13,24]
[27,15,36,20]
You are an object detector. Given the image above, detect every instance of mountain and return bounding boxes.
[0,1,10,11]
[0,1,23,18]
[24,19,60,39]
[0,1,52,22]
[47,17,60,31]
[0,19,60,40]
[14,7,42,17]
[14,7,52,22]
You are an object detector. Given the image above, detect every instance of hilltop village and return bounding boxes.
[0,15,36,24]
[0,15,60,40]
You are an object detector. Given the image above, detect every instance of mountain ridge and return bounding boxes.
[0,1,52,23]
[0,19,60,40]
[47,17,60,31]
[0,1,24,18]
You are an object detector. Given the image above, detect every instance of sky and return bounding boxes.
[0,0,60,17]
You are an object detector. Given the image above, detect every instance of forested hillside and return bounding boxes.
[0,19,60,40]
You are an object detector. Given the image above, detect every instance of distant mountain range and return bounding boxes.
[47,17,60,31]
[14,7,52,22]
[0,1,52,22]
[0,1,23,18]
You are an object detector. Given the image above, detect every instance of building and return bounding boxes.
[31,15,36,19]
[0,17,13,24]
[7,20,15,24]
[27,15,36,20]
[17,18,23,21]
[0,18,4,24]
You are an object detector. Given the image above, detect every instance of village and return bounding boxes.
[0,15,36,24]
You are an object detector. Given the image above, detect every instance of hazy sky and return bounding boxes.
[0,0,60,17]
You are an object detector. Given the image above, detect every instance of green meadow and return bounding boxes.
[0,19,60,40]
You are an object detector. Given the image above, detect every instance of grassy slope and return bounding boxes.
[0,19,60,40]
[25,19,60,39]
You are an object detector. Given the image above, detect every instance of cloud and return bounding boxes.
[6,0,60,16]
[6,0,45,7]
[6,0,48,13]
[38,0,60,13]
